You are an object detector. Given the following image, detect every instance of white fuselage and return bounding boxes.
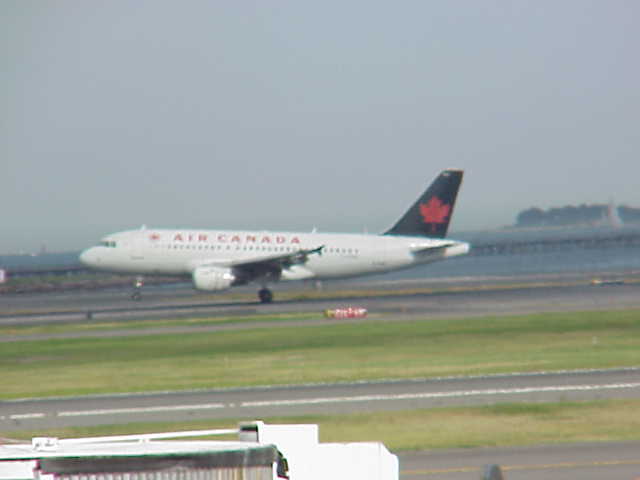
[80,228,470,282]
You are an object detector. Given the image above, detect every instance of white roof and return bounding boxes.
[0,440,266,461]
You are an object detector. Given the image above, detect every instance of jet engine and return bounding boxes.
[192,266,236,291]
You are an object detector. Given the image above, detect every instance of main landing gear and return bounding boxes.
[258,287,273,304]
[131,276,144,301]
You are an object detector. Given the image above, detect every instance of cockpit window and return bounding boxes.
[100,240,117,248]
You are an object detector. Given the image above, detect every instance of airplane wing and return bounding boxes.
[200,245,324,283]
[232,245,324,269]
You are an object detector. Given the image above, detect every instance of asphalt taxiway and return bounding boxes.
[399,441,640,479]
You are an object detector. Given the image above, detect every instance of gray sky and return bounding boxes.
[2,1,639,253]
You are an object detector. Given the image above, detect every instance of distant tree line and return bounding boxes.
[515,204,640,227]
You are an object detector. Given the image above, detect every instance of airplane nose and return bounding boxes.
[79,248,100,266]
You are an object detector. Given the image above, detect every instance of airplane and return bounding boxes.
[79,169,470,302]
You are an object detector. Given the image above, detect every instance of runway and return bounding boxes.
[2,274,640,330]
[3,368,640,431]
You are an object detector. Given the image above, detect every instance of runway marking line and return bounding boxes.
[58,403,225,417]
[240,382,640,408]
[402,460,640,476]
[7,413,46,420]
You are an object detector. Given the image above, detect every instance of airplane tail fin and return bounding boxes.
[384,169,463,238]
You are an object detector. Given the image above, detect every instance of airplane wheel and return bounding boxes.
[258,288,273,304]
[131,291,142,301]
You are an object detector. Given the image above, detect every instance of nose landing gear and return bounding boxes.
[131,276,144,301]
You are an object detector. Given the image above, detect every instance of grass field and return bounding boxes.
[0,312,320,336]
[3,309,640,399]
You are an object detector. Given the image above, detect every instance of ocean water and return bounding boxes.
[395,245,640,281]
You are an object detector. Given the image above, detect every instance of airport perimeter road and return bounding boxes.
[2,368,640,432]
[399,441,640,479]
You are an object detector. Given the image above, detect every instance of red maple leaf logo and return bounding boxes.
[419,197,451,231]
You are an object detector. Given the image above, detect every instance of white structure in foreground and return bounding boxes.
[0,422,398,480]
